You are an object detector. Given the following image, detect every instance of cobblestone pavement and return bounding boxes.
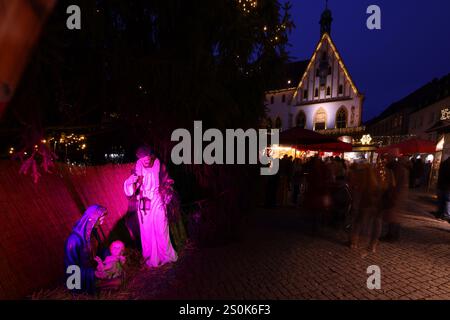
[126,191,450,300]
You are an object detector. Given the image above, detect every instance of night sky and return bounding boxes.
[286,0,450,122]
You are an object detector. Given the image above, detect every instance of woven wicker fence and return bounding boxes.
[0,160,133,299]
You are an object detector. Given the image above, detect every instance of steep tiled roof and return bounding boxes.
[366,73,450,125]
[268,60,309,91]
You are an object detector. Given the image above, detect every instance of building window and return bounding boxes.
[314,108,327,130]
[336,107,347,129]
[314,88,319,98]
[328,66,332,75]
[350,106,356,125]
[303,89,308,100]
[282,94,286,103]
[338,84,343,95]
[326,86,331,96]
[266,118,273,129]
[296,111,306,129]
[270,96,274,104]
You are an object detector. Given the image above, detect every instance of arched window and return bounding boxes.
[326,86,331,96]
[314,108,327,130]
[266,118,273,129]
[336,107,347,129]
[303,89,308,100]
[338,84,344,95]
[314,88,319,97]
[296,111,306,129]
[275,117,282,129]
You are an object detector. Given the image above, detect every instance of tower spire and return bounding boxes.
[320,0,333,36]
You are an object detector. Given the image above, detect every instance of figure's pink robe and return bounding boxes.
[124,158,177,267]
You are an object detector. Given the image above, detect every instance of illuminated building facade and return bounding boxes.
[265,6,364,136]
[367,73,450,145]
[409,95,450,142]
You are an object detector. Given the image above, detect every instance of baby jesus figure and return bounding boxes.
[95,240,126,280]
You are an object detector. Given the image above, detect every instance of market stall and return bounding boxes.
[426,119,450,190]
[376,138,436,155]
[276,127,350,159]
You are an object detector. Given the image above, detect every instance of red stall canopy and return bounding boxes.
[304,141,353,153]
[376,138,436,155]
[280,127,337,145]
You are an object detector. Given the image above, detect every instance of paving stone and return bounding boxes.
[114,191,450,300]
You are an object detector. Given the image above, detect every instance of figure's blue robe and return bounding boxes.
[64,205,107,294]
[64,233,96,294]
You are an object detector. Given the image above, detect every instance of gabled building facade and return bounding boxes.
[265,6,364,137]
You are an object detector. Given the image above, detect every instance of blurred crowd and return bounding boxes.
[264,153,450,254]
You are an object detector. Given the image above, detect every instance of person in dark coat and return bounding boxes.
[349,161,384,252]
[381,156,410,242]
[304,157,333,232]
[437,156,450,220]
[414,158,425,188]
[64,205,108,294]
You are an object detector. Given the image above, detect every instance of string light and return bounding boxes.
[237,0,257,14]
[8,134,88,157]
[293,33,359,102]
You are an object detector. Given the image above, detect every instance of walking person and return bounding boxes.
[436,156,450,221]
[381,156,410,242]
[349,162,382,251]
[367,154,396,253]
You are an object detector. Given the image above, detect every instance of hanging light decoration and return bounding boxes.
[237,0,257,14]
